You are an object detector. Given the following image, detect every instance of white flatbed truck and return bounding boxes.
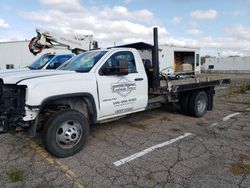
[0,28,229,157]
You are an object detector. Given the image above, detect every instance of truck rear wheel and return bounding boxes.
[188,91,208,117]
[180,92,191,115]
[42,109,89,158]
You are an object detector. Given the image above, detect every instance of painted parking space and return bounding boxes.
[113,132,193,167]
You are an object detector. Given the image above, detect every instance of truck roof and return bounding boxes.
[112,42,154,50]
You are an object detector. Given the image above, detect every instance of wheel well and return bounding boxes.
[178,87,214,111]
[40,96,96,123]
[28,95,97,137]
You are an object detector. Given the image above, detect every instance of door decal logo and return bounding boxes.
[111,78,136,97]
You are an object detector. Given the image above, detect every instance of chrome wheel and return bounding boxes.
[56,120,82,149]
[197,95,207,114]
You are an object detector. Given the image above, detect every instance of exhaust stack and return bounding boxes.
[152,27,160,91]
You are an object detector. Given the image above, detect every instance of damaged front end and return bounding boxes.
[0,79,27,134]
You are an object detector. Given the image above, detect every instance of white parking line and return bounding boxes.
[222,113,241,121]
[113,132,193,167]
[210,122,219,127]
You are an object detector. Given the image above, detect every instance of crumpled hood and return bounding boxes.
[0,69,74,84]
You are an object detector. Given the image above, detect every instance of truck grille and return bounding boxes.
[0,80,26,133]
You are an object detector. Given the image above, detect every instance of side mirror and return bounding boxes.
[102,59,129,76]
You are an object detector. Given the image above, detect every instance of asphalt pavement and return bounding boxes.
[0,75,250,188]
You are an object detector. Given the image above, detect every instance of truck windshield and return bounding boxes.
[28,54,55,70]
[58,51,107,72]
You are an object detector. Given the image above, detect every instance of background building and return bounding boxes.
[203,56,250,73]
[0,40,69,70]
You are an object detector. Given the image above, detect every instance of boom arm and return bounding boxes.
[29,28,98,55]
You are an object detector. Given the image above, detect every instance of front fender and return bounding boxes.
[26,92,98,137]
[20,75,99,121]
[19,73,97,106]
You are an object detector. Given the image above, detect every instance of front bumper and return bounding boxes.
[0,79,26,134]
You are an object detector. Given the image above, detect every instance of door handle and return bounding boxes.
[134,78,144,81]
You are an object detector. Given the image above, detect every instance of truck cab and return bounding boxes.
[0,48,149,157]
[0,28,229,158]
[27,53,74,70]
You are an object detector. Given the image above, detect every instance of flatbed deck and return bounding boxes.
[148,75,230,95]
[168,77,230,92]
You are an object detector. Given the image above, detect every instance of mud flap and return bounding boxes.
[207,88,214,111]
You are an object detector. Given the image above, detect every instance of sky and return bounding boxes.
[0,0,250,57]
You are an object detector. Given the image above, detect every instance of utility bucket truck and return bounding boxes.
[29,28,97,56]
[0,28,230,158]
[0,28,97,73]
[27,28,98,70]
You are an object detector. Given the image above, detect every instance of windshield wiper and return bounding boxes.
[75,69,89,73]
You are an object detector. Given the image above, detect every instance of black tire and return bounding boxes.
[42,109,89,158]
[180,92,191,115]
[188,91,208,117]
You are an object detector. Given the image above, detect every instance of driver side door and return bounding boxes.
[96,51,147,118]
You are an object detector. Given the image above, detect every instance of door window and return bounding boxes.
[100,51,137,75]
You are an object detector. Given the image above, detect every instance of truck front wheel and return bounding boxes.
[42,109,89,158]
[189,91,208,117]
